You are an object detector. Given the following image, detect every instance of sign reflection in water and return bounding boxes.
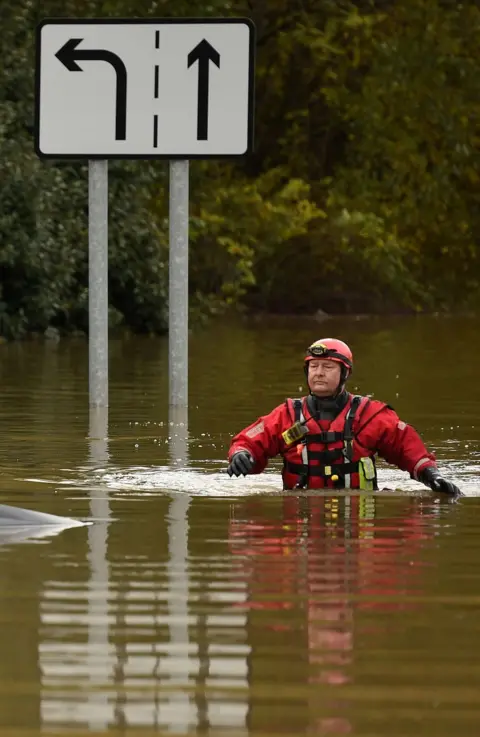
[40,406,113,728]
[39,405,251,732]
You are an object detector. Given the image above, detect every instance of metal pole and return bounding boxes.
[88,160,109,408]
[168,160,189,408]
[168,404,189,469]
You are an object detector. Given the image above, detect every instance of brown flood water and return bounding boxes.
[0,314,480,736]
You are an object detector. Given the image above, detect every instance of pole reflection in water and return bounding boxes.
[165,404,194,730]
[40,403,253,732]
[86,406,112,729]
[165,492,193,729]
[229,494,433,735]
[166,407,250,733]
[40,406,112,729]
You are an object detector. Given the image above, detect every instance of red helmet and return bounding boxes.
[304,338,353,374]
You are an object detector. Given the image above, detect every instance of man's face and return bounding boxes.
[307,359,342,396]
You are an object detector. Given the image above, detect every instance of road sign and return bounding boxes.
[35,18,255,159]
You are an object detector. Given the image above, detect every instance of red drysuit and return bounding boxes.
[228,393,436,490]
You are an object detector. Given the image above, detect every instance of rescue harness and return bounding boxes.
[282,395,378,491]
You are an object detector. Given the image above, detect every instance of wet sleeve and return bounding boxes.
[361,407,437,479]
[228,403,289,474]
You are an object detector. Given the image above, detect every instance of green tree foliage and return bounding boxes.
[0,0,478,337]
[246,0,480,313]
[0,1,173,337]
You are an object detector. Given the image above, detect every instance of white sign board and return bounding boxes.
[35,18,255,159]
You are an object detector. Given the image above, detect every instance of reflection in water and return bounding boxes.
[0,523,82,545]
[165,493,192,730]
[166,405,192,728]
[40,407,113,729]
[3,318,480,736]
[87,407,111,729]
[38,488,252,732]
[37,399,252,733]
[229,495,436,734]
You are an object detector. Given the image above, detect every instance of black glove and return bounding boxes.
[227,451,255,477]
[418,466,463,497]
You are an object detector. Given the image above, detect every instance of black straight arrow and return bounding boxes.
[55,38,127,141]
[188,39,220,141]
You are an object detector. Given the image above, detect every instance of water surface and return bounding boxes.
[0,315,479,736]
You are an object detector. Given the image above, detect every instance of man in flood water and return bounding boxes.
[227,338,462,497]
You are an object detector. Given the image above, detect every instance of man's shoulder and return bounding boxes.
[352,394,395,415]
[264,399,300,416]
[281,396,309,418]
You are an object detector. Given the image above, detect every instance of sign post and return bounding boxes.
[88,160,109,408]
[168,160,189,408]
[35,17,255,410]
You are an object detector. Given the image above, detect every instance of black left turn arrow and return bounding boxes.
[188,39,220,141]
[55,38,127,141]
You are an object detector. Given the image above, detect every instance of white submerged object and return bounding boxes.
[0,503,87,527]
[0,504,88,545]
